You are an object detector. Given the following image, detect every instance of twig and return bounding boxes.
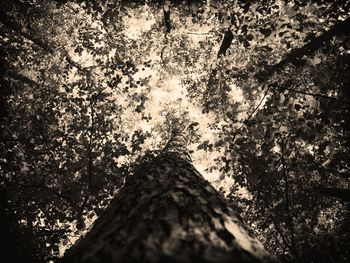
[259,192,293,252]
[87,95,95,192]
[186,32,214,36]
[268,228,288,254]
[273,85,350,106]
[231,86,271,142]
[280,138,298,259]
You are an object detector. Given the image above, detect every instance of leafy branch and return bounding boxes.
[256,16,350,82]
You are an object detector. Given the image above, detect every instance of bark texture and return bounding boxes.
[60,150,274,263]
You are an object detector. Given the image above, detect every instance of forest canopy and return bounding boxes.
[0,0,349,262]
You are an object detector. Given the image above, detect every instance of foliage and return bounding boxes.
[0,0,349,262]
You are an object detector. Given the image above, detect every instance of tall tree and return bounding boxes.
[60,131,274,262]
[1,0,349,262]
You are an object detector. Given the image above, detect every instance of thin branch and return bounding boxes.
[1,12,101,76]
[272,84,350,106]
[80,195,89,211]
[63,50,100,74]
[231,86,271,142]
[268,228,288,254]
[160,41,167,68]
[280,138,298,259]
[17,182,72,206]
[6,70,41,87]
[314,186,350,201]
[30,106,75,205]
[257,17,350,82]
[186,32,214,36]
[259,192,293,252]
[163,3,171,34]
[159,1,172,68]
[87,98,95,192]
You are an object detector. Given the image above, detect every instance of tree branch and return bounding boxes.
[258,192,293,253]
[280,139,298,259]
[87,98,95,192]
[268,228,288,255]
[230,86,271,143]
[6,70,41,87]
[163,4,171,34]
[17,181,72,206]
[217,30,234,58]
[314,186,350,201]
[30,106,75,205]
[257,17,350,82]
[272,83,350,106]
[0,12,54,53]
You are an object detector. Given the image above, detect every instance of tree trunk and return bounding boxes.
[60,134,274,262]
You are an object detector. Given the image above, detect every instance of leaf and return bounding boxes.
[279,126,289,133]
[294,103,301,111]
[197,144,204,150]
[246,34,254,41]
[259,27,272,37]
[188,122,200,130]
[242,39,250,48]
[214,139,225,147]
[310,56,322,65]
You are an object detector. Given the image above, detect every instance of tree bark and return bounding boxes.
[3,1,348,262]
[61,152,273,262]
[60,143,274,262]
